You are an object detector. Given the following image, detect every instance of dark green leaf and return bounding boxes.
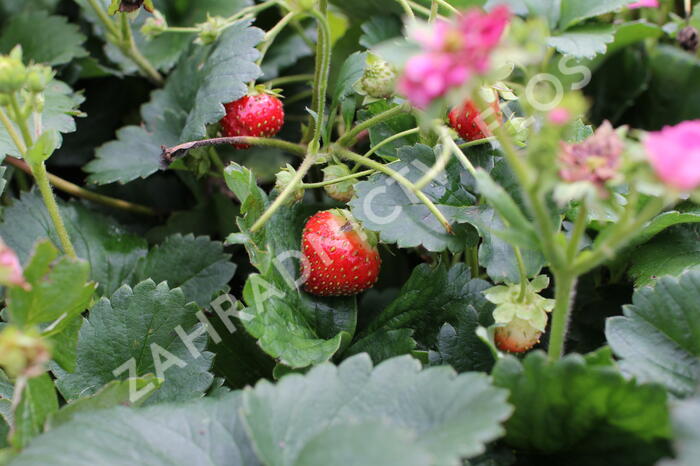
[606,269,700,398]
[0,190,147,297]
[558,0,638,30]
[46,376,160,430]
[11,374,58,449]
[54,280,213,404]
[350,144,478,252]
[84,20,263,184]
[359,16,402,49]
[358,263,493,346]
[136,234,236,307]
[294,423,432,466]
[547,24,615,59]
[431,305,494,372]
[342,328,416,363]
[0,11,86,65]
[242,354,512,466]
[493,351,671,464]
[627,226,700,287]
[11,391,259,466]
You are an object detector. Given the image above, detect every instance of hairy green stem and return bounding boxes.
[265,74,315,88]
[302,0,328,144]
[337,104,411,147]
[444,133,476,176]
[0,108,26,153]
[351,127,420,172]
[119,14,163,85]
[429,0,439,22]
[459,137,495,149]
[307,8,331,155]
[547,272,576,361]
[514,247,528,301]
[6,156,159,216]
[31,161,77,258]
[335,146,453,233]
[301,169,373,188]
[566,203,588,262]
[8,95,31,145]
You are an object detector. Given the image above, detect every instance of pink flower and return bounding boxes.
[399,54,470,109]
[548,108,571,126]
[558,121,623,196]
[628,0,659,9]
[399,6,510,108]
[645,120,700,191]
[0,241,29,290]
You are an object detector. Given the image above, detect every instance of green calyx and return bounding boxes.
[484,275,555,332]
[275,164,305,204]
[330,208,379,248]
[322,163,356,203]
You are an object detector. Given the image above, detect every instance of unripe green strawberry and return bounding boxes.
[275,164,305,204]
[301,209,381,296]
[358,54,397,99]
[0,326,51,378]
[25,64,54,94]
[322,163,356,203]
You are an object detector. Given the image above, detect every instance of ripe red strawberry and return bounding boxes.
[494,318,542,353]
[448,98,502,141]
[300,209,381,296]
[220,92,284,149]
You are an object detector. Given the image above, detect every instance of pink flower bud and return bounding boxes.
[548,108,571,126]
[645,120,700,191]
[0,240,29,290]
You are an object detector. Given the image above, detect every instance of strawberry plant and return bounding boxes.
[0,0,700,464]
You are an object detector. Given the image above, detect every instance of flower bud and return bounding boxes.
[322,163,356,203]
[141,10,168,39]
[358,54,397,99]
[0,47,27,94]
[196,15,227,45]
[0,240,29,290]
[0,327,51,379]
[25,64,54,94]
[275,164,305,204]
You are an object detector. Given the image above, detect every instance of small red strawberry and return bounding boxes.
[300,209,381,297]
[220,92,284,149]
[448,97,502,141]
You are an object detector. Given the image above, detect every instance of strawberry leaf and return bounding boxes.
[84,20,263,184]
[626,226,700,288]
[242,354,512,466]
[352,263,493,353]
[0,191,235,305]
[0,11,87,65]
[493,351,671,465]
[53,280,214,404]
[664,394,700,466]
[11,391,259,466]
[606,268,700,398]
[11,374,58,449]
[349,144,479,252]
